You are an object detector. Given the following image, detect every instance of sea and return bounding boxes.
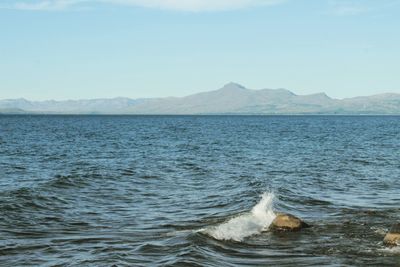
[0,115,399,266]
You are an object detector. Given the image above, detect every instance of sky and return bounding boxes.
[0,0,399,100]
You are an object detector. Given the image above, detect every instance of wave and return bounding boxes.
[47,174,91,189]
[380,246,400,254]
[202,192,276,242]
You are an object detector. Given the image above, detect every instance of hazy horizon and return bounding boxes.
[2,82,399,115]
[1,82,399,102]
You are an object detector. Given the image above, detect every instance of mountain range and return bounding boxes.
[1,83,399,115]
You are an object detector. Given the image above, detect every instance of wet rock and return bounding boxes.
[383,224,400,247]
[270,213,309,232]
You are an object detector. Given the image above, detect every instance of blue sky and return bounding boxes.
[1,0,399,100]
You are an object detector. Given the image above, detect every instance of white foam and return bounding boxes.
[379,246,400,254]
[203,192,276,242]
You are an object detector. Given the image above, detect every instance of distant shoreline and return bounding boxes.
[1,113,400,116]
[1,83,399,115]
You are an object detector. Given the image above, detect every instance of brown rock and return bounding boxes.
[270,213,309,232]
[383,224,400,247]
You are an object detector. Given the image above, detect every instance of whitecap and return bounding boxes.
[202,192,276,242]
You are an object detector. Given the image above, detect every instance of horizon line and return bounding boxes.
[1,83,399,102]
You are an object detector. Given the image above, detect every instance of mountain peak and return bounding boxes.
[221,82,247,91]
[310,92,331,99]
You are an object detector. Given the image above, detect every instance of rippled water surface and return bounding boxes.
[1,115,399,266]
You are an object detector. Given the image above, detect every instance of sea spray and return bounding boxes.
[203,192,276,241]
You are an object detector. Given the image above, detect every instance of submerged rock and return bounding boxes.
[270,213,309,232]
[384,224,400,247]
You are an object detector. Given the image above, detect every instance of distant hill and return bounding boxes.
[0,108,28,114]
[1,83,399,114]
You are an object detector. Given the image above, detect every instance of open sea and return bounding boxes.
[0,115,399,266]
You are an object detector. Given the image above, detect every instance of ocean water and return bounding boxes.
[0,115,399,266]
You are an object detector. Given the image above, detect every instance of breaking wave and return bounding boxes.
[202,192,276,242]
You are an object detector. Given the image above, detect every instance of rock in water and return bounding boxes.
[384,224,400,247]
[270,213,309,232]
